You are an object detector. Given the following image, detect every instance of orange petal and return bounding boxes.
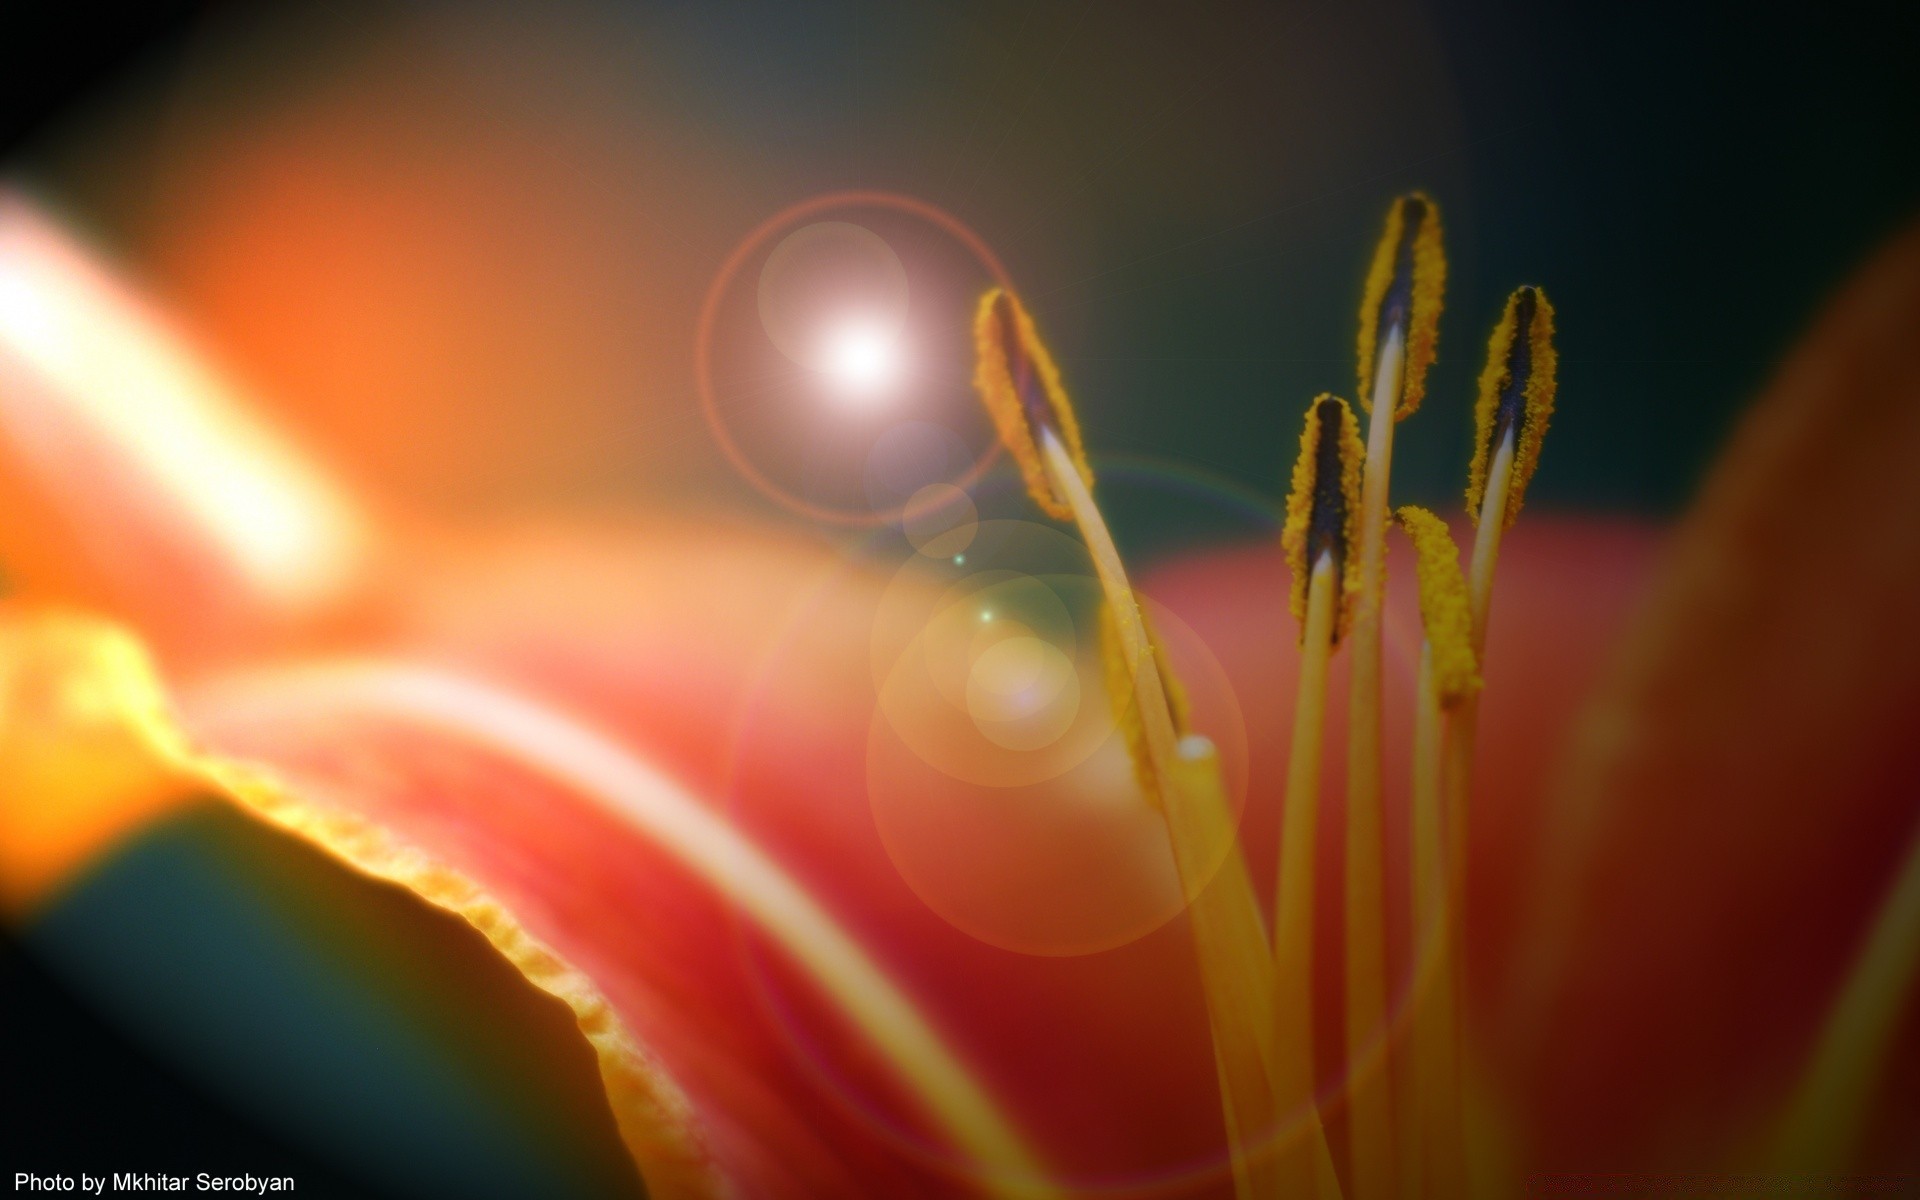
[0,193,372,656]
[0,609,202,913]
[1505,216,1920,1171]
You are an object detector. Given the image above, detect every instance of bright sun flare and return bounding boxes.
[819,316,902,402]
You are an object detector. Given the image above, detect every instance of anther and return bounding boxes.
[1467,286,1558,528]
[971,288,1094,521]
[1281,394,1365,641]
[1357,193,1447,420]
[1396,506,1482,707]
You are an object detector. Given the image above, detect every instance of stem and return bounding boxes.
[1345,331,1403,1200]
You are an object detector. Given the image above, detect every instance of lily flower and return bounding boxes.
[2,183,1917,1200]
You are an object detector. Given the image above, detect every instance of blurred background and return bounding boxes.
[3,0,1916,1195]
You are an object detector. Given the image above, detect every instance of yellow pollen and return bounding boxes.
[1467,286,1559,528]
[1356,192,1447,420]
[971,288,1094,521]
[1396,506,1483,707]
[1098,597,1193,808]
[1280,394,1365,642]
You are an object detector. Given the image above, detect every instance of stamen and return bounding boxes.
[1099,597,1193,808]
[1466,287,1558,530]
[973,291,1313,1199]
[1395,508,1481,1195]
[1396,507,1482,708]
[1432,289,1560,1193]
[1346,194,1446,1200]
[1403,639,1468,1198]
[1281,396,1365,640]
[1356,193,1446,421]
[1276,395,1364,1195]
[972,289,1094,521]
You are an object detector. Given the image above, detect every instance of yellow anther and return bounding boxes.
[1466,286,1559,528]
[1098,596,1193,807]
[972,288,1094,521]
[1357,193,1447,420]
[1396,506,1482,708]
[1281,394,1365,642]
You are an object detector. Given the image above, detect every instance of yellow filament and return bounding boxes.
[1429,422,1519,1197]
[1169,737,1288,1200]
[1404,647,1466,1197]
[1343,325,1407,1200]
[1099,597,1194,808]
[1395,506,1481,1196]
[1355,193,1446,420]
[1346,193,1445,1200]
[1396,507,1482,707]
[1772,819,1920,1170]
[1274,553,1340,1196]
[972,289,1094,521]
[1466,287,1558,529]
[1040,430,1301,1199]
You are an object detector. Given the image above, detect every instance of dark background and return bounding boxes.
[3,2,1917,1196]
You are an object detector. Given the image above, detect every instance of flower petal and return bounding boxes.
[1506,217,1920,1171]
[226,524,1241,1195]
[0,193,371,655]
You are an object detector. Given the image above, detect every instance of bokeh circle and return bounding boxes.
[696,191,1013,527]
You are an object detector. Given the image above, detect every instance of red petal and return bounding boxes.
[183,524,1244,1197]
[1503,217,1920,1171]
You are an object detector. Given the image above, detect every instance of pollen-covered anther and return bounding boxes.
[1357,192,1447,420]
[1467,285,1559,527]
[1099,596,1193,807]
[1397,505,1482,707]
[1280,394,1365,641]
[971,288,1094,521]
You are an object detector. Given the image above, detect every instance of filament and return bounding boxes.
[1039,413,1300,1199]
[1344,328,1402,1200]
[1275,552,1341,1196]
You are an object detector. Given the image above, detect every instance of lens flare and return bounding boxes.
[818,316,903,403]
[696,191,1012,526]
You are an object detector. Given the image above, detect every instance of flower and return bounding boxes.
[2,185,1917,1200]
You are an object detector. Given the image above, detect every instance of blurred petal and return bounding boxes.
[0,604,730,1200]
[198,525,1236,1197]
[0,193,371,653]
[1507,217,1920,1171]
[0,610,200,912]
